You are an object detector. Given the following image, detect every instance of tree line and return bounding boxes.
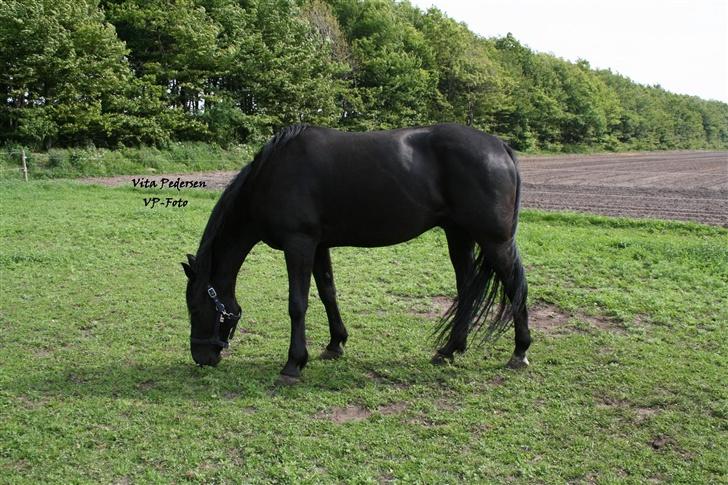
[2,0,727,152]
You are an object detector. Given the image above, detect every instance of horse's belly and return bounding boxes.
[320,196,443,247]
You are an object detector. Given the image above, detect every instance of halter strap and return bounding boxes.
[190,284,242,348]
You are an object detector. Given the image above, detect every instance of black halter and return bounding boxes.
[190,285,242,349]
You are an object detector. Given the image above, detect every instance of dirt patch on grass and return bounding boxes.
[489,375,507,387]
[408,297,626,335]
[378,401,408,415]
[587,314,627,333]
[32,347,52,358]
[365,369,410,389]
[596,395,630,409]
[434,397,459,411]
[596,394,663,424]
[429,296,454,318]
[66,372,86,385]
[315,404,371,423]
[17,395,49,410]
[136,379,156,391]
[530,301,626,335]
[472,422,495,436]
[405,295,453,319]
[650,434,675,450]
[378,473,396,484]
[635,407,659,423]
[529,302,572,333]
[405,415,436,427]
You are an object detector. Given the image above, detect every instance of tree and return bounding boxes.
[2,0,726,151]
[416,8,511,131]
[104,0,348,144]
[327,0,438,129]
[0,0,168,147]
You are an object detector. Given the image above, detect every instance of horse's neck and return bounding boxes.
[199,174,258,297]
[204,221,257,297]
[206,237,244,294]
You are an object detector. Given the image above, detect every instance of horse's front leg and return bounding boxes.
[280,236,316,381]
[313,246,348,360]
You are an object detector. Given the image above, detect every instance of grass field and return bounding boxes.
[1,180,726,483]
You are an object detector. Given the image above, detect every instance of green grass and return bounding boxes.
[1,180,726,483]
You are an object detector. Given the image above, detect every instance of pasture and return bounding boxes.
[1,180,726,483]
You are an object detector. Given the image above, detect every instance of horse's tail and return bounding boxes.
[433,142,526,348]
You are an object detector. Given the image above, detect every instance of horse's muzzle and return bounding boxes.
[191,344,222,367]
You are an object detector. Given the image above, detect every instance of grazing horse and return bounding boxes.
[182,123,530,381]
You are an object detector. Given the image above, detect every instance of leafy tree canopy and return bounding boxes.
[1,0,726,151]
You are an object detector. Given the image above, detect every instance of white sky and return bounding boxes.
[409,0,728,103]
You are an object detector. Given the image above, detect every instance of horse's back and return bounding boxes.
[247,126,443,247]
[249,124,519,247]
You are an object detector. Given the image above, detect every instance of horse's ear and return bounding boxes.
[187,254,196,266]
[181,262,195,279]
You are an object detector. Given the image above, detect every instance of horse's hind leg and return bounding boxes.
[280,236,317,380]
[313,246,348,360]
[481,240,531,369]
[433,226,475,364]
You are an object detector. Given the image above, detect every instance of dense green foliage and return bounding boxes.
[1,181,726,482]
[2,0,727,152]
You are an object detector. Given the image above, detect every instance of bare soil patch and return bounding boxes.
[365,369,410,389]
[315,404,371,423]
[434,397,459,411]
[650,434,675,451]
[402,295,453,319]
[407,296,624,335]
[530,301,626,335]
[378,473,396,484]
[136,379,156,391]
[488,375,507,387]
[596,394,662,424]
[428,295,454,317]
[635,407,659,423]
[378,401,408,415]
[529,302,572,333]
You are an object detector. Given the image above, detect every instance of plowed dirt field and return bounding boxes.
[518,151,727,226]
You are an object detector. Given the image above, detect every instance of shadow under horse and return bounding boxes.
[182,123,530,382]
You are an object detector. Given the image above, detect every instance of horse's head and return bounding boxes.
[182,254,242,367]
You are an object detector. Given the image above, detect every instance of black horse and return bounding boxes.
[183,123,530,381]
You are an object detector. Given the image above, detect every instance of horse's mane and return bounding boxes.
[193,124,308,277]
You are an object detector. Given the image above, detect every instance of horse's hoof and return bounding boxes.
[431,353,454,365]
[276,374,301,386]
[320,348,343,360]
[506,354,530,369]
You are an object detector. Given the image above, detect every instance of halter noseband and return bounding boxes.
[190,285,242,349]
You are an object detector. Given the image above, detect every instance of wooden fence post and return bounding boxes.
[21,148,28,182]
